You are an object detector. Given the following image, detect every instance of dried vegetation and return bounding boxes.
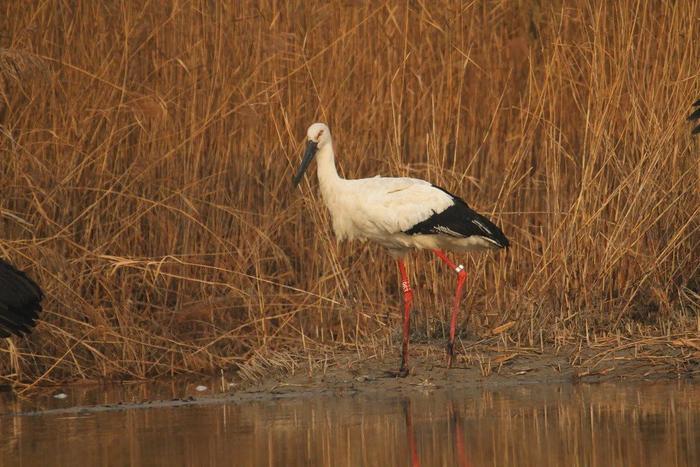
[0,1,698,386]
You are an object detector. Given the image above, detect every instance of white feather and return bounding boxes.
[334,177,454,238]
[301,123,496,255]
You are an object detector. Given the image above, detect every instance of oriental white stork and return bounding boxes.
[0,259,43,338]
[293,123,509,376]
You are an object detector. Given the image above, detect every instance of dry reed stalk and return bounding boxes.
[0,0,697,384]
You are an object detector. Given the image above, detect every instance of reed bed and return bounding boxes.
[0,1,698,385]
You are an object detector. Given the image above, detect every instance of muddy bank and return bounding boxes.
[239,340,698,396]
[3,340,697,417]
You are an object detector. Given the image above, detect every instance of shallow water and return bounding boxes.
[1,380,698,466]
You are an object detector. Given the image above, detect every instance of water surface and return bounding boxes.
[1,380,698,466]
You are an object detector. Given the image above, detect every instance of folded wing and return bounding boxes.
[0,260,43,338]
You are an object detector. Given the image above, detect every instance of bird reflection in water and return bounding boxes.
[403,399,473,467]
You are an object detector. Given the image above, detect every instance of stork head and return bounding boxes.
[293,123,331,186]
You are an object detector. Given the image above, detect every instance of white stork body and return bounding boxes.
[310,131,507,255]
[322,176,451,248]
[294,122,509,376]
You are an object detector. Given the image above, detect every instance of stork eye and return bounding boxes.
[316,130,324,140]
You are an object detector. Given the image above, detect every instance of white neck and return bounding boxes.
[316,143,343,197]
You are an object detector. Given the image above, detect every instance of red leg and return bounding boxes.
[397,259,413,377]
[432,249,467,368]
[449,402,472,467]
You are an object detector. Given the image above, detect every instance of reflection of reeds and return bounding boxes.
[2,383,697,466]
[0,1,698,384]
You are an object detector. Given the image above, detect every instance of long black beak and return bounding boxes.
[293,141,318,186]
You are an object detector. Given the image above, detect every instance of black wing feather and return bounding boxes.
[0,259,43,337]
[404,186,509,248]
[690,99,700,135]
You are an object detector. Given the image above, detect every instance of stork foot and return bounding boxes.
[385,364,410,378]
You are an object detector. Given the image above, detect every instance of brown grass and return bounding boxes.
[0,1,698,385]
